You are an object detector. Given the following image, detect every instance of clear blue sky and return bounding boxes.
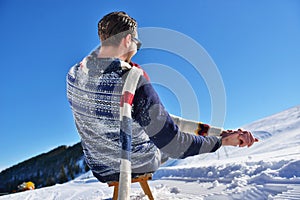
[1,0,299,171]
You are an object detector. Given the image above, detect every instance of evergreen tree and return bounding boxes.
[74,164,80,174]
[67,163,74,180]
[58,166,68,184]
[45,176,55,187]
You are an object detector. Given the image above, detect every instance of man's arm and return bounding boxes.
[132,75,222,159]
[130,63,258,156]
[171,115,259,147]
[132,61,223,137]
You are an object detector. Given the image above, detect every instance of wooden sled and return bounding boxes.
[107,173,154,200]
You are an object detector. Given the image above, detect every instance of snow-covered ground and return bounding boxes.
[1,105,300,200]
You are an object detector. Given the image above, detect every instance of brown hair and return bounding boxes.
[98,11,137,46]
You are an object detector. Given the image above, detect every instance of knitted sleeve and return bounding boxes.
[132,76,222,159]
[130,62,223,137]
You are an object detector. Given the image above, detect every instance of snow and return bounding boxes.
[1,105,300,200]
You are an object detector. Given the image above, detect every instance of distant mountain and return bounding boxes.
[0,142,88,194]
[242,105,300,135]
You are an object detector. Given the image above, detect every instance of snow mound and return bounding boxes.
[1,105,300,199]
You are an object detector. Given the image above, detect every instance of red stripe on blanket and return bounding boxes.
[120,91,134,107]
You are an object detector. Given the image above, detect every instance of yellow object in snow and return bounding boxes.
[18,181,35,191]
[25,181,35,190]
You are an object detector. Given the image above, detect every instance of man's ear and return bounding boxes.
[124,34,132,48]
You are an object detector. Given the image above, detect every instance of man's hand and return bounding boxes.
[221,129,259,147]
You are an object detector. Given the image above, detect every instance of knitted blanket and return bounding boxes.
[118,62,143,200]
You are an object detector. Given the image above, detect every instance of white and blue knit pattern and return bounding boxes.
[67,54,222,183]
[67,57,159,180]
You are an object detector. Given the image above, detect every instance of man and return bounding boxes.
[66,11,258,183]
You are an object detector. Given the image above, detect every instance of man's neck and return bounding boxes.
[98,46,126,61]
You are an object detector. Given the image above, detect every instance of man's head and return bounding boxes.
[98,11,141,62]
[98,11,137,45]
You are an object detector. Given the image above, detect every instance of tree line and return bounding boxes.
[0,142,89,194]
